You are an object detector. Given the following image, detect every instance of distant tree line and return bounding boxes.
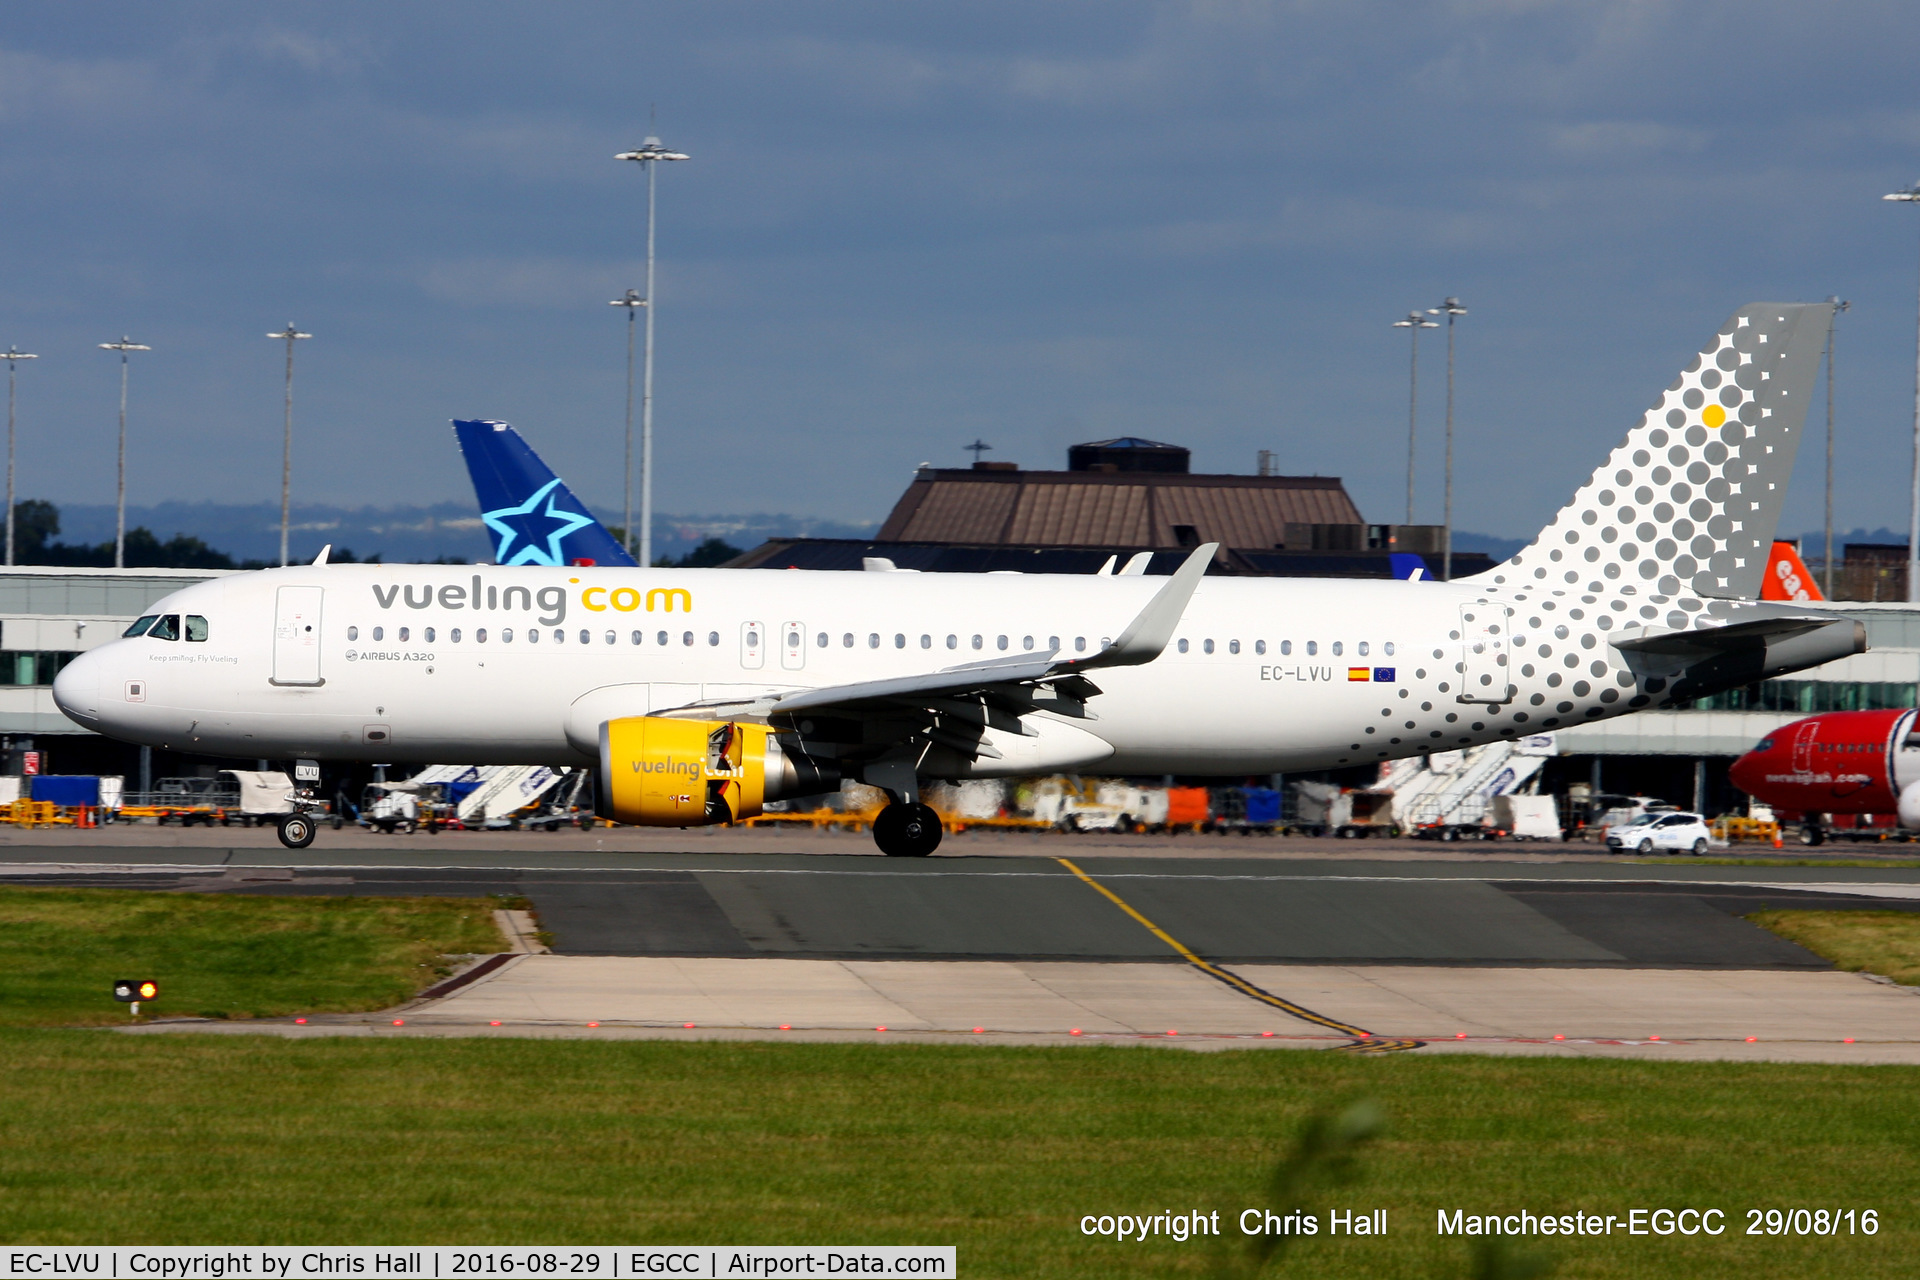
[6,500,429,569]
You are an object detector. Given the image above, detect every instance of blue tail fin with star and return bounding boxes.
[453,419,638,567]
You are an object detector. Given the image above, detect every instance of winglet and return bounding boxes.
[1065,542,1216,670]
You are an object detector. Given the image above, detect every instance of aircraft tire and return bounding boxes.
[277,814,316,850]
[874,802,942,857]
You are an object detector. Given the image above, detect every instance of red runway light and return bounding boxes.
[1649,1034,1660,1041]
[683,1022,695,1028]
[294,1018,307,1025]
[490,1021,502,1027]
[876,1025,887,1032]
[1845,1037,1856,1043]
[1552,1034,1564,1040]
[587,1022,599,1028]
[392,1019,404,1026]
[1167,1030,1178,1036]
[1070,1028,1082,1036]
[1455,1032,1467,1039]
[1746,1036,1757,1043]
[972,1026,983,1033]
[1261,1031,1274,1038]
[779,1024,791,1030]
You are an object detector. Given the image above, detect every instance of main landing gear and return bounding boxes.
[873,802,943,858]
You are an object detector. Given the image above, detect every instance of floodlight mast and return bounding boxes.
[1886,180,1920,601]
[97,337,151,570]
[610,289,647,558]
[1823,297,1849,599]
[615,133,689,567]
[3,346,38,567]
[267,325,312,568]
[1427,298,1467,581]
[1391,311,1437,528]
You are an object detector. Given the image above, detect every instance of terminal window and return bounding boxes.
[1688,680,1918,714]
[0,651,78,687]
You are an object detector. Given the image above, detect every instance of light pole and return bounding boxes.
[1885,180,1920,601]
[609,289,646,556]
[1391,310,1437,526]
[3,346,38,566]
[1428,297,1467,580]
[615,132,689,567]
[1823,297,1849,599]
[267,324,311,568]
[98,336,150,569]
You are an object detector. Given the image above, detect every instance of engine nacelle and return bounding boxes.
[596,717,838,827]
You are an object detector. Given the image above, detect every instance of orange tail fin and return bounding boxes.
[1760,540,1824,602]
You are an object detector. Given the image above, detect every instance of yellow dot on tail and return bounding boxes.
[1703,404,1726,428]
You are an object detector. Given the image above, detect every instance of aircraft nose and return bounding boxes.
[51,648,104,727]
[1728,750,1759,792]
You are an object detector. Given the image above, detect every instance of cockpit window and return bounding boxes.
[123,615,158,638]
[1754,738,1773,752]
[185,615,208,642]
[147,615,181,641]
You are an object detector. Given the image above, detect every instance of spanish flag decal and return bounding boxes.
[1348,667,1370,682]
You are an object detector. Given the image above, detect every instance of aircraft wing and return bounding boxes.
[764,542,1217,719]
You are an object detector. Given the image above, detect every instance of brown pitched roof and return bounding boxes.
[876,468,1364,549]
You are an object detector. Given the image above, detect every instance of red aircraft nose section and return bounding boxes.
[1728,709,1908,817]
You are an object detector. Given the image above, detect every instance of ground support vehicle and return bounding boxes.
[1605,811,1720,855]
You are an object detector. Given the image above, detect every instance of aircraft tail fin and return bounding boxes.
[1465,303,1831,600]
[1761,540,1825,602]
[453,419,638,568]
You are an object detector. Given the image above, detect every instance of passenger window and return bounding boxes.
[1203,639,1214,654]
[1048,636,1059,651]
[844,633,855,648]
[183,616,209,641]
[682,631,694,646]
[817,633,828,648]
[657,631,668,645]
[1305,641,1316,656]
[149,615,180,641]
[425,628,436,643]
[372,626,384,642]
[632,631,643,645]
[1178,639,1189,653]
[1255,640,1267,655]
[972,635,983,650]
[1357,641,1369,657]
[398,626,410,643]
[1075,637,1086,652]
[709,632,720,646]
[1229,640,1240,654]
[346,625,359,642]
[1279,640,1290,655]
[451,628,462,643]
[1384,641,1395,656]
[895,634,906,649]
[1331,641,1343,656]
[123,615,157,638]
[608,631,617,646]
[868,633,880,649]
[947,635,958,649]
[502,628,514,643]
[1022,635,1034,650]
[921,635,932,649]
[996,635,1008,650]
[476,629,488,643]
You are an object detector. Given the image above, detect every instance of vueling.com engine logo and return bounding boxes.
[634,758,701,777]
[368,575,693,628]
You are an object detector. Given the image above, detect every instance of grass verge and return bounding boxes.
[1631,856,1920,868]
[1748,909,1920,985]
[0,1035,1913,1278]
[0,885,507,1026]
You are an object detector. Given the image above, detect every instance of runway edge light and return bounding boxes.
[113,979,157,1016]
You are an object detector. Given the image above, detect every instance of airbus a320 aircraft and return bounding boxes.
[54,303,1867,855]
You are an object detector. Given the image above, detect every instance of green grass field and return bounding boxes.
[0,885,507,1026]
[0,1034,1914,1279]
[1749,909,1920,985]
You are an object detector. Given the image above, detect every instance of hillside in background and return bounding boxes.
[41,502,878,566]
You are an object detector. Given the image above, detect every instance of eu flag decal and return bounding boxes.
[1373,667,1395,682]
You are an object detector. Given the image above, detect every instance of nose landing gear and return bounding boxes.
[873,802,943,857]
[276,813,316,850]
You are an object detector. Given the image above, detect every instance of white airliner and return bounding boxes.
[53,303,1864,855]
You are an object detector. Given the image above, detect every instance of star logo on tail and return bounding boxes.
[482,479,598,566]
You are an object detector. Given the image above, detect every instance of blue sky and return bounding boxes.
[3,2,1919,541]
